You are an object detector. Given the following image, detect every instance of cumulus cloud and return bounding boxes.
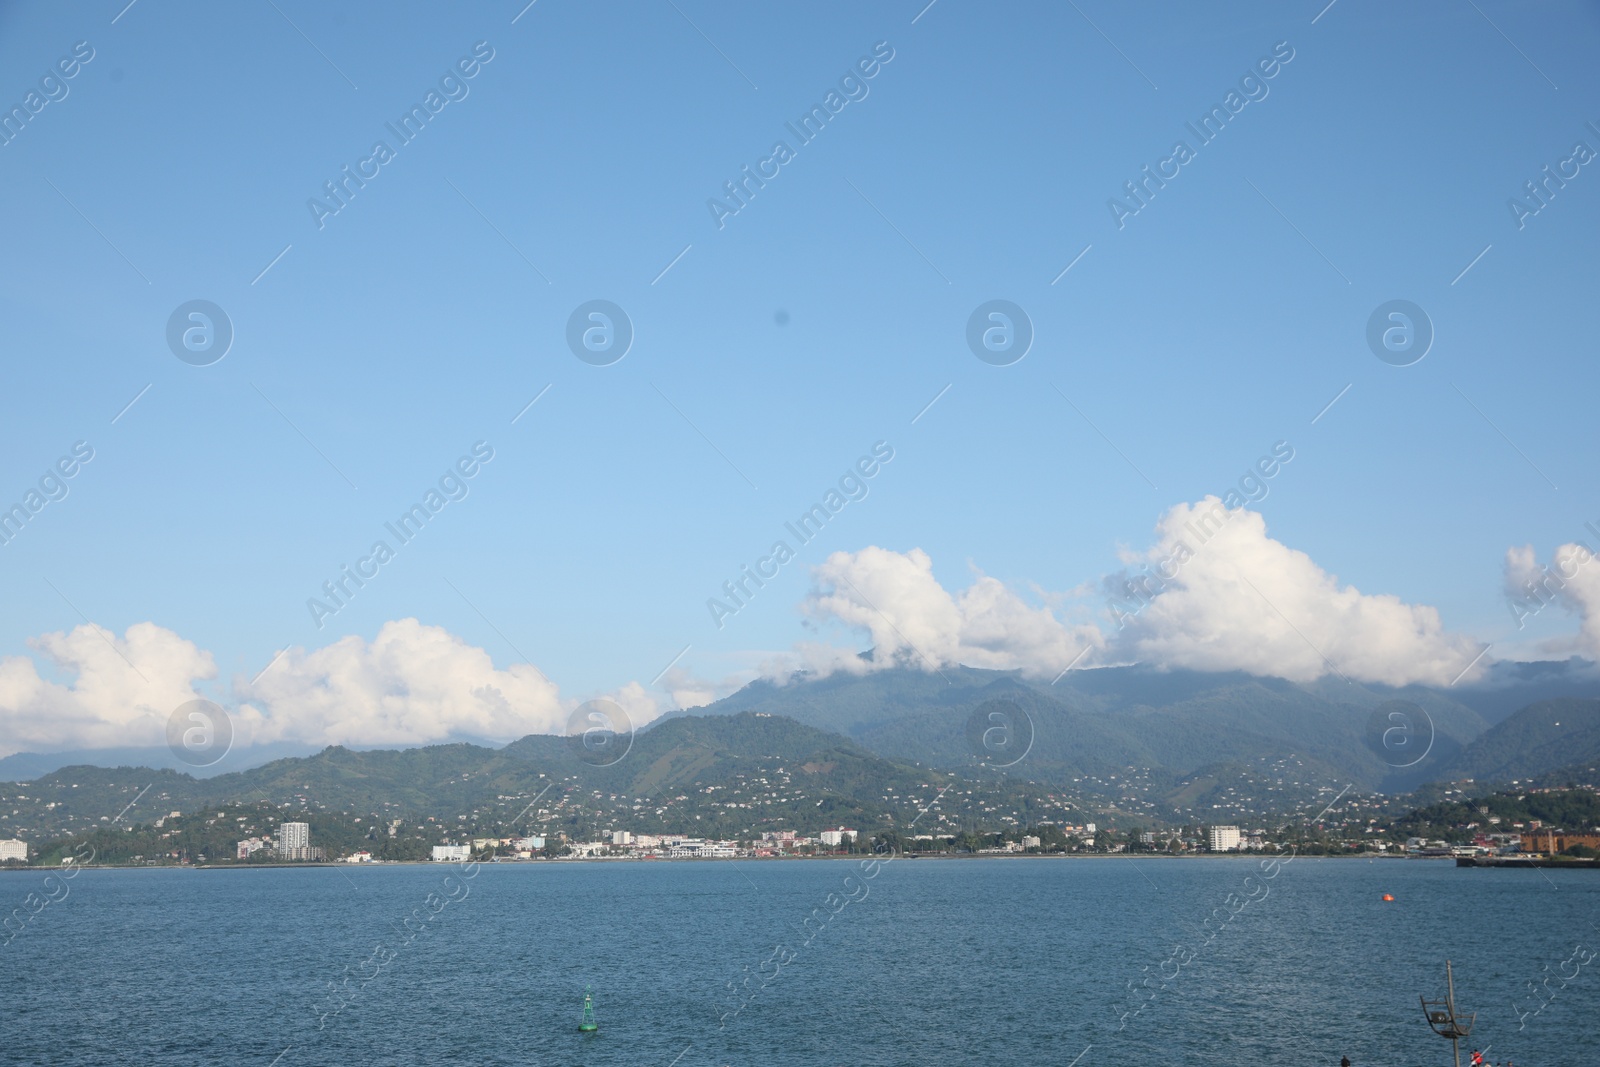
[0,503,1506,757]
[0,617,668,758]
[782,504,1486,688]
[239,619,570,748]
[789,546,1102,680]
[596,680,664,729]
[1503,541,1600,657]
[1106,498,1485,686]
[0,622,217,757]
[656,666,727,711]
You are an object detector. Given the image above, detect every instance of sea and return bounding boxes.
[3,856,1596,1067]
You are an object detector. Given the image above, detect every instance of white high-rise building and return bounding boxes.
[433,845,472,862]
[0,839,27,863]
[278,822,311,859]
[1208,825,1242,852]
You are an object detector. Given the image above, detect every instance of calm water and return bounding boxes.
[3,857,1597,1066]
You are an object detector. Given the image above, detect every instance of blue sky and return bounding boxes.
[2,0,1598,755]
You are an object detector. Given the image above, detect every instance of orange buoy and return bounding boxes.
[1382,893,1394,902]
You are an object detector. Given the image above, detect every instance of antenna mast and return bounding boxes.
[1420,960,1475,1067]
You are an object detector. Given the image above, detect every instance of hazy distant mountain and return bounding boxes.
[683,663,1600,795]
[1440,658,1600,725]
[0,742,323,783]
[0,734,517,784]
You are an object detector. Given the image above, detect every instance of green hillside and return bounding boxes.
[1440,697,1600,783]
[0,714,1102,849]
[696,665,1491,794]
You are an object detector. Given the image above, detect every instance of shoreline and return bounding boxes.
[0,850,1448,872]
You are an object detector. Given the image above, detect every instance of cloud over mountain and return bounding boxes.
[0,618,649,758]
[791,545,1102,679]
[0,501,1538,755]
[785,499,1487,688]
[238,619,570,748]
[1106,499,1486,686]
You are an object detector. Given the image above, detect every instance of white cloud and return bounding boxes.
[0,617,667,758]
[1503,541,1600,657]
[1107,498,1485,686]
[783,504,1486,688]
[791,546,1102,680]
[0,622,217,758]
[596,680,662,729]
[238,619,570,748]
[656,666,725,711]
[0,502,1508,758]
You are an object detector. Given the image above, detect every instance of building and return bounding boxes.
[1521,831,1600,855]
[278,822,309,856]
[236,838,269,860]
[515,836,545,851]
[433,845,472,862]
[1022,835,1041,850]
[612,831,633,846]
[819,828,857,848]
[1208,825,1242,852]
[275,822,323,861]
[0,839,27,863]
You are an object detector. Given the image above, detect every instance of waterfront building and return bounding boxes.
[0,838,27,863]
[276,822,322,861]
[1208,825,1242,852]
[277,822,310,856]
[1521,830,1600,855]
[236,838,269,860]
[432,844,471,862]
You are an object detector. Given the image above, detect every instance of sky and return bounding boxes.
[1,0,1599,761]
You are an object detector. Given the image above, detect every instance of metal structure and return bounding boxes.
[578,985,598,1033]
[1420,960,1475,1067]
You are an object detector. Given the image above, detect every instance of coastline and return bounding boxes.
[0,850,1442,872]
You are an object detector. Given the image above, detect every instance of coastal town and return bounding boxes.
[1,776,1595,869]
[10,811,1594,869]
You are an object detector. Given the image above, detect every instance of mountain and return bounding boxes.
[7,664,1596,846]
[687,664,1504,795]
[1443,658,1600,725]
[1439,697,1600,785]
[0,741,322,782]
[0,714,1096,846]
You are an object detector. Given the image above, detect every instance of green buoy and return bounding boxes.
[578,985,598,1033]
